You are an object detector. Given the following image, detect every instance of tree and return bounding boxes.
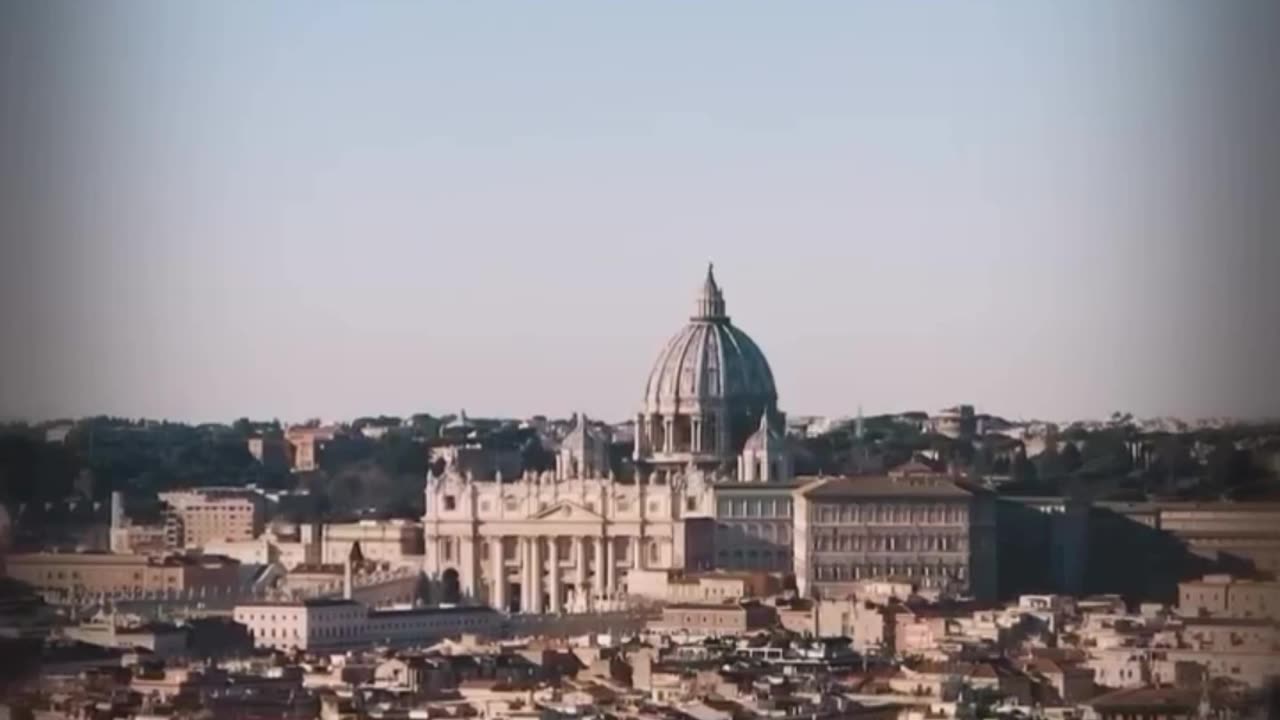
[1060,443,1083,474]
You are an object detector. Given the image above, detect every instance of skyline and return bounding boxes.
[2,2,1278,424]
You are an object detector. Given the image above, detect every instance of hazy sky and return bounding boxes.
[2,2,1278,424]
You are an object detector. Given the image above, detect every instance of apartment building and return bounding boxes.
[793,473,997,601]
[158,489,265,548]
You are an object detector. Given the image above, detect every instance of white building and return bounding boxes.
[318,520,423,567]
[232,598,499,652]
[422,266,797,614]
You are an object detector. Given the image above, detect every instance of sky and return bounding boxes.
[1,2,1278,425]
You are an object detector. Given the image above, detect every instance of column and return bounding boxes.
[575,536,588,610]
[593,537,605,600]
[602,536,614,598]
[663,417,674,453]
[520,537,531,613]
[491,536,506,612]
[531,536,544,614]
[692,416,702,453]
[631,535,643,570]
[549,536,563,614]
[461,537,477,599]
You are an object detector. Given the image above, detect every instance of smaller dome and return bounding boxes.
[743,411,785,453]
[561,412,607,451]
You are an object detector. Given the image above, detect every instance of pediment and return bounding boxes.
[530,500,604,522]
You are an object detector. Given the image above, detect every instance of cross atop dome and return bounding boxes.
[693,262,728,321]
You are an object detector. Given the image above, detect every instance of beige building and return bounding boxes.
[201,537,276,566]
[317,520,424,567]
[625,569,782,604]
[5,552,241,602]
[648,602,777,637]
[158,488,265,548]
[1179,617,1277,653]
[423,267,799,613]
[197,520,424,571]
[793,470,998,601]
[248,427,341,473]
[1100,501,1280,579]
[283,425,340,472]
[1177,574,1280,620]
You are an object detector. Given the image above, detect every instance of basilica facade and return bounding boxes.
[422,266,797,612]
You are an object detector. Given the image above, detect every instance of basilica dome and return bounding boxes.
[642,267,777,413]
[635,265,779,471]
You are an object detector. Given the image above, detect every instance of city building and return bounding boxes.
[232,598,370,652]
[925,405,976,439]
[1177,574,1280,619]
[231,598,500,652]
[5,552,242,602]
[1151,503,1280,579]
[316,519,424,567]
[648,602,777,637]
[793,468,998,601]
[63,619,190,657]
[625,569,783,604]
[422,266,798,613]
[157,488,266,548]
[284,425,341,472]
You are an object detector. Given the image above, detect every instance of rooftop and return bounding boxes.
[1087,686,1201,711]
[369,605,500,618]
[233,598,362,609]
[800,475,973,499]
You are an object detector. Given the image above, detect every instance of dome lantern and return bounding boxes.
[693,263,728,321]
